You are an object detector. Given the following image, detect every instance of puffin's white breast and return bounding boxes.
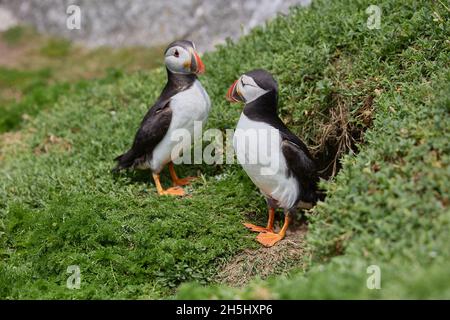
[149,80,211,172]
[233,113,299,209]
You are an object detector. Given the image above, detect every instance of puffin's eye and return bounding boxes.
[174,49,179,58]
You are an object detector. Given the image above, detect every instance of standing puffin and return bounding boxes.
[226,69,319,247]
[113,40,210,196]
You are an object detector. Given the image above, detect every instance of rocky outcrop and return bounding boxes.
[0,5,18,31]
[0,0,310,50]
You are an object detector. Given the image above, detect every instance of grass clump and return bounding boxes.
[1,0,449,299]
[2,26,27,45]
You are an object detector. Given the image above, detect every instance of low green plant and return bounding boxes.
[2,26,26,45]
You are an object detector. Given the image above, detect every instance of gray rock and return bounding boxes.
[0,5,18,31]
[1,0,310,51]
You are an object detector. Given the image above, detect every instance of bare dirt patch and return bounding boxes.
[34,134,72,155]
[216,222,308,287]
[0,35,36,68]
[0,130,29,161]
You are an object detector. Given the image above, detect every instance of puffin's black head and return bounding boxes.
[164,40,205,75]
[226,69,278,104]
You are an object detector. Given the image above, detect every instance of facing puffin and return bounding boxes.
[113,40,210,196]
[226,69,319,247]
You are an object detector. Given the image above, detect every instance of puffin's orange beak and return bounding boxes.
[192,50,205,75]
[226,79,242,103]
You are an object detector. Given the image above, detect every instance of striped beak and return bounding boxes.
[190,49,205,75]
[226,79,243,103]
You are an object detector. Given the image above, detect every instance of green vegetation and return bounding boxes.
[1,0,449,299]
[178,74,450,299]
[0,26,164,133]
[2,26,26,45]
[40,39,72,58]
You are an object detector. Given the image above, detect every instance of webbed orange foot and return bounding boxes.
[256,232,284,247]
[160,186,185,196]
[243,223,273,233]
[173,176,197,186]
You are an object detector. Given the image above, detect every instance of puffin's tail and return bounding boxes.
[300,177,322,205]
[303,182,319,204]
[112,150,135,173]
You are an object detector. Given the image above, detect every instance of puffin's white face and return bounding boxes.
[226,74,268,104]
[164,45,205,75]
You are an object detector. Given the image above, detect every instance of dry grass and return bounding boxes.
[0,129,31,161]
[307,56,376,178]
[216,223,308,287]
[314,94,374,177]
[33,134,72,155]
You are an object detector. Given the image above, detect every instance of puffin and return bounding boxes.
[113,40,211,196]
[226,69,319,247]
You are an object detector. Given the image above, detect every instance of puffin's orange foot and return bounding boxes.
[256,232,284,247]
[160,186,185,196]
[173,176,197,186]
[243,223,273,233]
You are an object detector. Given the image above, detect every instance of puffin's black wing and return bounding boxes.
[113,99,172,171]
[281,135,319,204]
[268,116,317,176]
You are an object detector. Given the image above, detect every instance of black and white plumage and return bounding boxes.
[114,40,210,196]
[226,69,319,246]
